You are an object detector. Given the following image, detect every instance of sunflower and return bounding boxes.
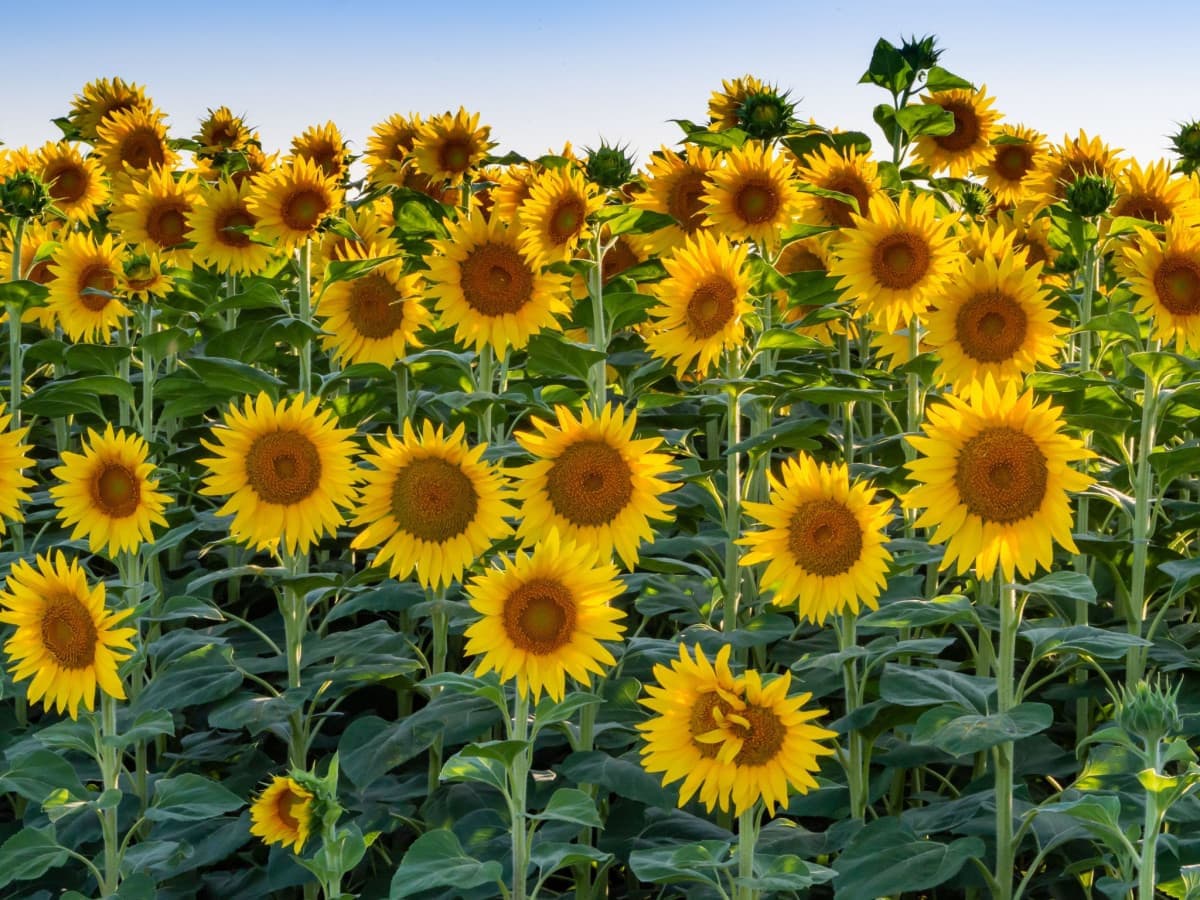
[702,143,803,248]
[739,454,892,624]
[0,551,135,719]
[187,178,273,276]
[568,230,651,301]
[313,202,396,279]
[925,250,1064,394]
[956,218,1022,265]
[46,232,132,343]
[701,669,837,815]
[463,530,626,703]
[94,106,177,178]
[512,404,677,570]
[118,252,173,302]
[634,146,719,254]
[871,324,930,372]
[2,218,59,287]
[1111,159,1200,224]
[365,113,422,188]
[1123,220,1200,353]
[794,144,882,230]
[977,125,1049,208]
[0,404,35,533]
[519,166,604,265]
[247,156,343,252]
[352,420,514,589]
[195,106,255,156]
[425,213,570,356]
[68,77,155,142]
[291,121,349,182]
[109,168,199,267]
[646,230,753,376]
[638,643,745,812]
[773,235,854,344]
[708,75,767,130]
[1029,130,1125,204]
[36,142,108,223]
[828,191,962,332]
[199,393,358,555]
[316,241,429,367]
[488,161,538,226]
[996,204,1062,283]
[249,775,314,853]
[412,108,492,184]
[904,380,1094,582]
[912,87,1001,177]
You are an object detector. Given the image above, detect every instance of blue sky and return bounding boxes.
[5,1,1198,167]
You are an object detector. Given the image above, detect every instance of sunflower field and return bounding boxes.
[2,32,1200,900]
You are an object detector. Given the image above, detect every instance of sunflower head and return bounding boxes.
[196,106,255,156]
[247,156,344,252]
[702,142,803,247]
[291,121,349,182]
[1122,220,1200,353]
[249,775,314,853]
[912,87,1000,178]
[118,252,173,301]
[793,143,881,230]
[708,75,767,130]
[37,142,109,223]
[187,178,274,277]
[46,232,132,344]
[365,112,422,188]
[1111,159,1199,224]
[109,168,199,267]
[94,106,176,177]
[633,145,719,254]
[68,77,155,142]
[412,108,493,184]
[584,141,636,189]
[518,166,603,265]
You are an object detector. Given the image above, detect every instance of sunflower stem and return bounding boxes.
[723,350,743,638]
[837,610,867,820]
[140,303,156,444]
[224,271,238,333]
[1127,361,1161,689]
[99,692,122,898]
[509,691,531,900]
[587,232,607,417]
[298,240,313,396]
[427,589,448,799]
[1072,241,1097,746]
[395,365,409,427]
[736,804,761,900]
[1138,741,1163,900]
[282,551,310,769]
[993,574,1018,900]
[838,332,855,467]
[903,316,923,541]
[5,216,25,554]
[478,344,494,443]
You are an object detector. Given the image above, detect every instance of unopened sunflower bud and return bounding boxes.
[584,142,635,190]
[737,89,797,141]
[1171,121,1200,174]
[0,172,52,219]
[1065,174,1115,218]
[899,33,942,73]
[960,184,993,218]
[1115,678,1182,750]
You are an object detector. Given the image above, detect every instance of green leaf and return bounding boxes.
[894,104,956,138]
[531,788,603,828]
[924,66,974,92]
[756,328,827,353]
[101,709,176,750]
[63,342,130,375]
[559,751,677,808]
[1159,558,1200,601]
[532,691,604,733]
[0,826,69,890]
[146,773,245,822]
[911,702,1053,755]
[1018,571,1098,605]
[209,280,284,311]
[859,596,976,628]
[134,643,243,714]
[530,841,612,877]
[879,663,994,712]
[323,253,403,284]
[859,38,915,93]
[833,819,985,897]
[185,356,285,397]
[23,374,135,419]
[737,853,836,891]
[1038,795,1123,834]
[389,830,504,899]
[525,332,606,382]
[0,749,86,802]
[440,740,528,793]
[1022,625,1150,660]
[0,279,49,310]
[628,841,733,889]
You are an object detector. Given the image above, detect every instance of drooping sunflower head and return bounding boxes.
[702,142,803,247]
[195,106,256,156]
[411,108,493,184]
[316,240,430,367]
[109,167,199,267]
[1111,158,1200,225]
[249,775,314,853]
[513,403,678,570]
[46,231,132,343]
[187,177,274,276]
[94,106,177,177]
[68,77,156,142]
[50,423,171,559]
[904,379,1094,582]
[352,419,514,589]
[463,530,626,703]
[364,112,423,188]
[739,453,893,624]
[794,143,882,231]
[634,145,719,254]
[424,213,570,356]
[118,251,173,301]
[925,250,1064,395]
[291,121,349,182]
[1030,130,1125,204]
[912,87,1001,178]
[1123,220,1200,353]
[646,229,753,376]
[978,125,1049,208]
[518,166,603,266]
[36,142,109,223]
[708,75,767,131]
[199,392,359,555]
[828,190,962,332]
[247,156,344,252]
[0,551,135,719]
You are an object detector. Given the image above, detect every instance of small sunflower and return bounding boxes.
[488,161,538,226]
[313,202,396,280]
[46,232,132,343]
[912,87,1001,177]
[997,204,1062,283]
[774,235,855,345]
[364,113,422,188]
[518,166,604,265]
[187,178,274,276]
[249,775,314,853]
[68,77,155,142]
[316,241,429,367]
[828,191,962,332]
[978,125,1049,208]
[291,121,349,182]
[463,531,626,703]
[50,424,170,558]
[411,108,492,184]
[925,250,1065,394]
[352,420,514,589]
[109,168,199,267]
[195,106,255,156]
[702,142,803,247]
[794,144,882,230]
[424,213,570,356]
[512,404,677,570]
[645,230,752,376]
[1123,220,1200,353]
[904,379,1094,582]
[247,156,344,252]
[1030,130,1125,205]
[1111,159,1200,224]
[0,551,135,719]
[36,142,108,223]
[118,252,173,302]
[739,454,892,624]
[199,393,359,555]
[0,404,35,533]
[634,145,719,254]
[94,106,177,178]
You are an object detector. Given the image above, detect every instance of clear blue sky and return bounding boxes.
[4,0,1198,167]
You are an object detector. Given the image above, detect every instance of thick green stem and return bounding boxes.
[838,611,867,820]
[588,234,608,417]
[1073,243,1096,744]
[736,805,761,900]
[1138,743,1162,900]
[140,305,156,444]
[903,317,922,540]
[477,344,494,442]
[6,218,25,554]
[510,692,531,900]
[1127,368,1160,688]
[99,693,121,897]
[395,365,409,427]
[298,241,313,395]
[838,333,854,467]
[723,352,742,635]
[993,577,1018,900]
[282,553,310,770]
[427,594,448,799]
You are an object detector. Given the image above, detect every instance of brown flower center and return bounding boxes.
[726,704,787,766]
[993,144,1034,183]
[955,427,1048,524]
[602,237,639,284]
[118,128,166,171]
[215,206,256,248]
[1154,256,1200,315]
[438,138,473,175]
[92,463,141,518]
[686,277,737,338]
[460,242,534,316]
[934,99,982,153]
[41,594,98,670]
[300,141,341,178]
[347,273,408,339]
[78,264,116,311]
[146,201,190,248]
[776,242,826,275]
[734,177,781,224]
[1115,195,1173,224]
[244,430,322,505]
[818,173,872,228]
[389,456,479,542]
[501,578,577,654]
[548,196,586,246]
[870,232,931,290]
[668,169,708,231]
[689,692,729,759]
[954,291,1028,362]
[545,440,633,526]
[281,188,328,233]
[787,498,864,577]
[45,162,87,204]
[277,788,305,831]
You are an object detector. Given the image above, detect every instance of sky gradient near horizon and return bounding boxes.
[4,1,1199,168]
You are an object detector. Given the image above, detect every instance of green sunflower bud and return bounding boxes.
[1065,174,1115,218]
[960,184,993,218]
[737,90,798,141]
[899,33,942,73]
[584,141,635,190]
[1171,120,1200,174]
[0,172,52,219]
[1114,677,1182,751]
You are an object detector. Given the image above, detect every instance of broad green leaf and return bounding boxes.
[146,773,245,822]
[1022,625,1150,660]
[879,663,995,712]
[530,841,612,877]
[185,355,285,396]
[0,749,86,802]
[525,332,606,382]
[1018,571,1098,605]
[23,375,135,419]
[737,853,837,891]
[533,692,604,732]
[0,279,49,310]
[859,38,914,93]
[833,819,985,897]
[924,66,974,91]
[912,702,1053,755]
[894,104,956,137]
[628,841,733,889]
[531,788,603,828]
[389,830,504,899]
[135,643,243,714]
[859,595,975,628]
[0,826,69,890]
[559,751,676,808]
